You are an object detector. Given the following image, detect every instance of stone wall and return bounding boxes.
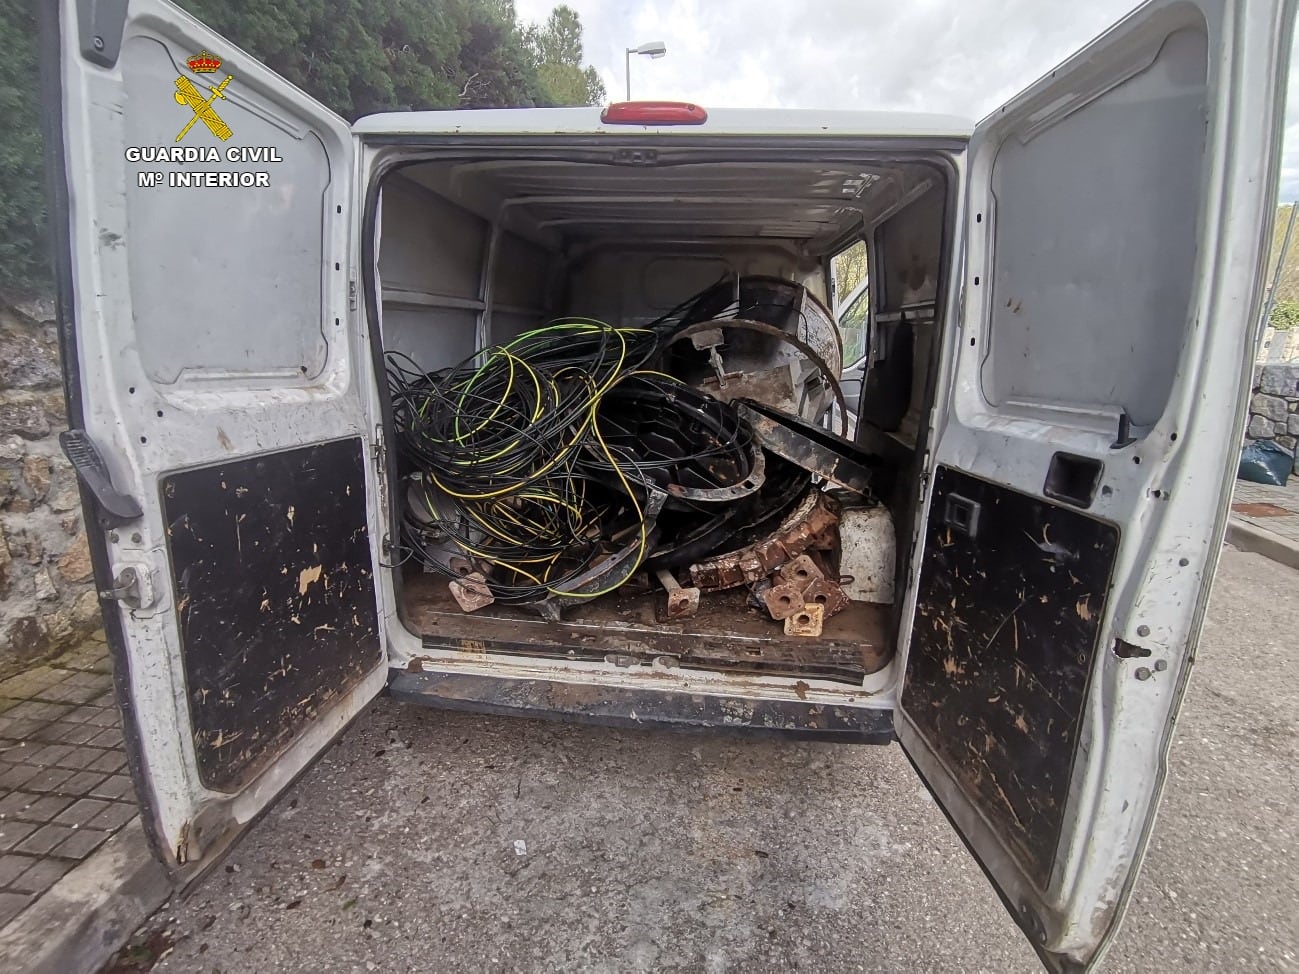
[1245,363,1299,476]
[0,298,100,679]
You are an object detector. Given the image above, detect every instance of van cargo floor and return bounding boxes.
[400,572,891,684]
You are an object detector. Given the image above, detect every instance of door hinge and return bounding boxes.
[349,280,358,310]
[60,430,143,528]
[373,427,391,526]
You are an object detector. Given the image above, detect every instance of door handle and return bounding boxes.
[943,493,981,538]
[60,430,143,528]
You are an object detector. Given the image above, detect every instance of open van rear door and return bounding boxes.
[43,0,385,873]
[897,0,1293,969]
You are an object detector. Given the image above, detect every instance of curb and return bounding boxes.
[0,819,173,974]
[1225,516,1299,571]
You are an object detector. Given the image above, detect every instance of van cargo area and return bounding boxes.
[368,147,951,688]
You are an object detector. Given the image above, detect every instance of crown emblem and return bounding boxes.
[186,51,222,74]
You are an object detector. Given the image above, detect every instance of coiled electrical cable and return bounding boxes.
[391,320,710,604]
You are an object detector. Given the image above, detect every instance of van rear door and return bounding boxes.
[43,0,385,873]
[896,0,1293,969]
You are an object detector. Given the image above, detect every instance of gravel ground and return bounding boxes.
[109,548,1299,973]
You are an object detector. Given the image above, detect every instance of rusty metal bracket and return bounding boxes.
[784,603,825,637]
[778,554,824,589]
[802,578,849,618]
[688,489,840,592]
[655,569,701,619]
[765,552,846,620]
[666,440,766,504]
[448,571,494,613]
[736,400,876,497]
[763,582,805,620]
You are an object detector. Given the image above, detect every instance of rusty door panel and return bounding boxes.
[161,438,382,792]
[903,465,1118,885]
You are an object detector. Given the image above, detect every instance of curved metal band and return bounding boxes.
[665,318,849,437]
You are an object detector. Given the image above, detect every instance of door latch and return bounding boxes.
[60,430,142,528]
[611,147,659,166]
[99,567,142,607]
[98,565,156,610]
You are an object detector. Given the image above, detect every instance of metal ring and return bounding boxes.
[665,318,849,437]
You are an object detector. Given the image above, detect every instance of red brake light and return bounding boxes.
[601,101,708,126]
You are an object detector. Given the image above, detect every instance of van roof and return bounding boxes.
[352,106,974,140]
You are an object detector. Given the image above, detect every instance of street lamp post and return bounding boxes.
[624,41,667,100]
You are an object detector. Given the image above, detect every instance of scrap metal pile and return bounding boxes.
[388,276,894,632]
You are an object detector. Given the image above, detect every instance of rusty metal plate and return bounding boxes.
[763,583,805,620]
[449,572,494,612]
[667,319,848,435]
[736,399,877,497]
[655,569,701,620]
[802,578,849,618]
[778,554,824,589]
[665,587,701,619]
[698,364,799,416]
[784,603,824,637]
[403,573,892,683]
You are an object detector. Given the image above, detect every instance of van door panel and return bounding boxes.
[118,35,335,384]
[900,0,1294,969]
[162,439,381,792]
[44,0,384,873]
[906,465,1118,887]
[978,26,1208,428]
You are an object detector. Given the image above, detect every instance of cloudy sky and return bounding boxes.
[515,0,1299,201]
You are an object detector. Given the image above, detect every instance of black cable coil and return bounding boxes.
[388,319,759,605]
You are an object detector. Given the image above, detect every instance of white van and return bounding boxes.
[43,0,1293,969]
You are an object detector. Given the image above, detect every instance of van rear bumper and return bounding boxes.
[387,669,895,743]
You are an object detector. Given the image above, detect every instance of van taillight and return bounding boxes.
[600,101,708,125]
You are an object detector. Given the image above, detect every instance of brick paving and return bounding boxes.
[1231,476,1299,543]
[0,633,137,928]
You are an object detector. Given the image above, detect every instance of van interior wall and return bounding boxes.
[377,174,554,373]
[862,181,949,628]
[562,246,825,328]
[376,173,838,360]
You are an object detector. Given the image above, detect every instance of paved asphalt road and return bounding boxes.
[112,548,1298,973]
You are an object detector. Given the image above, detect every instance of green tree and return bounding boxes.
[831,241,868,306]
[0,0,604,301]
[526,4,606,106]
[457,0,549,108]
[175,0,611,113]
[529,4,582,64]
[0,0,50,297]
[175,0,537,117]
